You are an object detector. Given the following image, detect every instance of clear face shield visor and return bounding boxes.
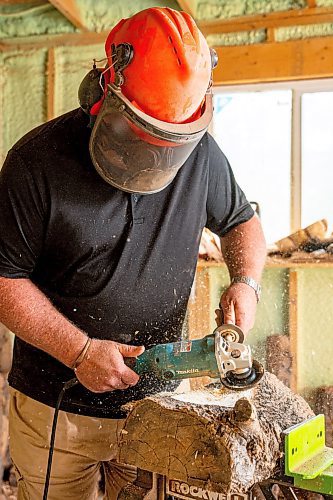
[89,83,213,194]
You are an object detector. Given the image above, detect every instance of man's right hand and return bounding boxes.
[74,339,145,393]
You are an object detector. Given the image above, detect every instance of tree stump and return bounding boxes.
[118,372,314,494]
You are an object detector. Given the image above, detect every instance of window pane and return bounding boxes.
[212,90,292,245]
[301,92,333,231]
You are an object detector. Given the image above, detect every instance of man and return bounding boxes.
[0,7,266,499]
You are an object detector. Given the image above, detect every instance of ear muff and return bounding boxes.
[78,43,134,115]
[78,67,105,115]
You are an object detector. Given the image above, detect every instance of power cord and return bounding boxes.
[42,377,79,500]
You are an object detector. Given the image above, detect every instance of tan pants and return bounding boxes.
[9,388,137,499]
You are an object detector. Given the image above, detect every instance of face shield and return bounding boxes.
[89,83,213,194]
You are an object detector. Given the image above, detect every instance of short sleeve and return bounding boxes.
[0,149,46,278]
[206,134,254,237]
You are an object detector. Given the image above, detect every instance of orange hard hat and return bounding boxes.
[101,7,211,124]
[87,7,215,194]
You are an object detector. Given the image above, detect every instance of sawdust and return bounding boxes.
[0,483,17,500]
[172,386,253,407]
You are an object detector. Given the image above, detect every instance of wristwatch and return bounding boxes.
[231,276,262,303]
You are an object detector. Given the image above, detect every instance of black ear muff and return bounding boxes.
[78,67,105,115]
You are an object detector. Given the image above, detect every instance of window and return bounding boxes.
[301,92,333,229]
[212,80,333,245]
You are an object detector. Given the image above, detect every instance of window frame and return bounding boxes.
[212,78,333,233]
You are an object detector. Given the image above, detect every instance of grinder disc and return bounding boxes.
[221,360,264,390]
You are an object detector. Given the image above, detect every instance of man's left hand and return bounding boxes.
[216,282,258,336]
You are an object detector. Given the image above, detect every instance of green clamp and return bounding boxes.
[284,414,333,495]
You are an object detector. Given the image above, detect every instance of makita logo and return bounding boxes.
[176,368,200,375]
[167,480,250,500]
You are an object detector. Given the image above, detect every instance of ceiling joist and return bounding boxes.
[176,0,196,19]
[48,0,88,31]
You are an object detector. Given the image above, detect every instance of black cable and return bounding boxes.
[42,377,78,500]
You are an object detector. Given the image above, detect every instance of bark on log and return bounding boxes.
[119,372,314,494]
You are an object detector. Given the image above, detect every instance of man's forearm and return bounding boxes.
[220,215,267,282]
[0,277,88,368]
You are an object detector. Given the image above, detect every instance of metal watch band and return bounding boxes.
[231,276,262,303]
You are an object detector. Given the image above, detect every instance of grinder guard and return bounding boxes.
[214,325,264,390]
[221,359,264,390]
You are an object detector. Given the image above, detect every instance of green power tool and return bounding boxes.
[127,324,264,390]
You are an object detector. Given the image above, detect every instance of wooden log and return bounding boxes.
[119,372,314,494]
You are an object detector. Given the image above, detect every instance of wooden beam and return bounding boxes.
[266,27,275,43]
[48,0,89,32]
[187,268,211,340]
[176,0,196,19]
[0,0,45,4]
[0,31,108,52]
[212,36,333,85]
[46,47,56,121]
[197,259,333,269]
[187,267,212,389]
[288,269,298,393]
[199,7,333,36]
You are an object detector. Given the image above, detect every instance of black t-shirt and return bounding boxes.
[0,109,254,417]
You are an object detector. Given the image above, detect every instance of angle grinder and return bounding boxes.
[126,323,264,390]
